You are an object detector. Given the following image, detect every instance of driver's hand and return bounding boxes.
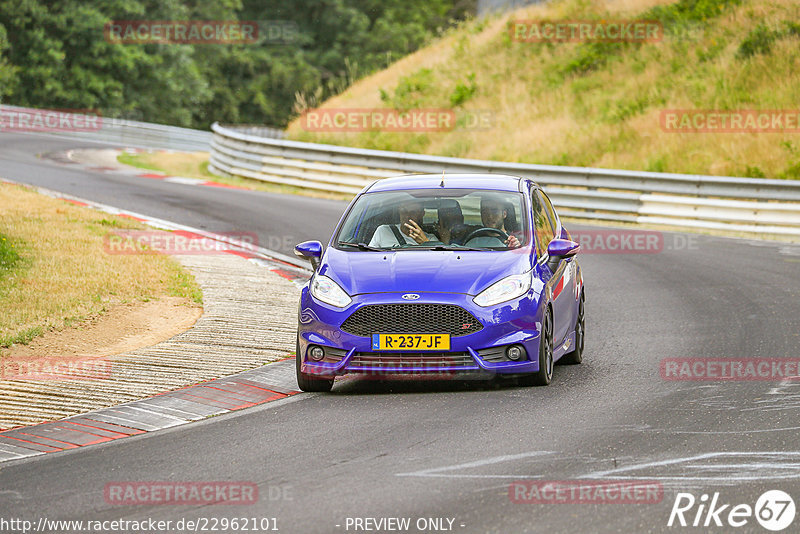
[403,220,429,244]
[505,235,520,249]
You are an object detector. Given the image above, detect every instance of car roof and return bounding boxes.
[367,173,533,193]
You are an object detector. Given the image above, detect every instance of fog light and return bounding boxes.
[309,346,325,361]
[506,345,525,361]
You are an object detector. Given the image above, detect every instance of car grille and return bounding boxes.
[340,304,483,337]
[348,352,476,370]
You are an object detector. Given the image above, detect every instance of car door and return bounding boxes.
[536,190,576,348]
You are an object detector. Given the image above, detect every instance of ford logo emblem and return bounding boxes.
[402,294,420,300]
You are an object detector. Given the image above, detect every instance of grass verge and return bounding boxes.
[0,181,203,348]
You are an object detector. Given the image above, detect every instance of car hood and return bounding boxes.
[320,247,534,296]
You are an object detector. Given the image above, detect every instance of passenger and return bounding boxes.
[369,199,436,247]
[436,200,466,245]
[479,196,521,249]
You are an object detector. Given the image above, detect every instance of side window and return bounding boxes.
[538,190,560,238]
[531,190,553,259]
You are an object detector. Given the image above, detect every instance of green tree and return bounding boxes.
[0,0,474,127]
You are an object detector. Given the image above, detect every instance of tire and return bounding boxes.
[519,307,554,386]
[295,337,334,392]
[560,291,585,365]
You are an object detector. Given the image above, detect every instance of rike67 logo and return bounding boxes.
[668,490,796,531]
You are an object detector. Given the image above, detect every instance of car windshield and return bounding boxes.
[335,188,529,251]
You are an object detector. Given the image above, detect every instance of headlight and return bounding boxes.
[310,275,351,308]
[473,270,532,307]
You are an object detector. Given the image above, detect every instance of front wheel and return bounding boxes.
[560,291,584,365]
[519,308,554,387]
[296,338,334,392]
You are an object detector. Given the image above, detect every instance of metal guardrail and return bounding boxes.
[209,123,800,237]
[221,125,285,140]
[0,105,218,152]
[4,105,795,237]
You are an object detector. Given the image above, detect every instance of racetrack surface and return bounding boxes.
[0,132,347,257]
[2,131,800,533]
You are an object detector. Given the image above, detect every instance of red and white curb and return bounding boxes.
[0,179,314,463]
[1,178,311,287]
[0,358,300,463]
[50,148,253,191]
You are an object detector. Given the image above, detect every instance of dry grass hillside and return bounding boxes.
[287,0,800,179]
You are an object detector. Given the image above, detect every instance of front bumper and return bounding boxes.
[297,289,543,378]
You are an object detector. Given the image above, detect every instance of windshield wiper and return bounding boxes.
[428,245,489,251]
[337,241,386,251]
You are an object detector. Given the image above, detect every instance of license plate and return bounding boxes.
[372,333,450,351]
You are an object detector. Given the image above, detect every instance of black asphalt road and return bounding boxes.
[2,131,800,533]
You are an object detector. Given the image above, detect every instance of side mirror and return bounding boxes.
[294,240,323,270]
[547,238,580,259]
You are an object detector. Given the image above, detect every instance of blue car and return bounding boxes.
[294,174,585,392]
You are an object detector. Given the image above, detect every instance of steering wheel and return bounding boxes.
[464,227,508,244]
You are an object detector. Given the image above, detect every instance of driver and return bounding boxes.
[369,199,436,247]
[479,197,521,248]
